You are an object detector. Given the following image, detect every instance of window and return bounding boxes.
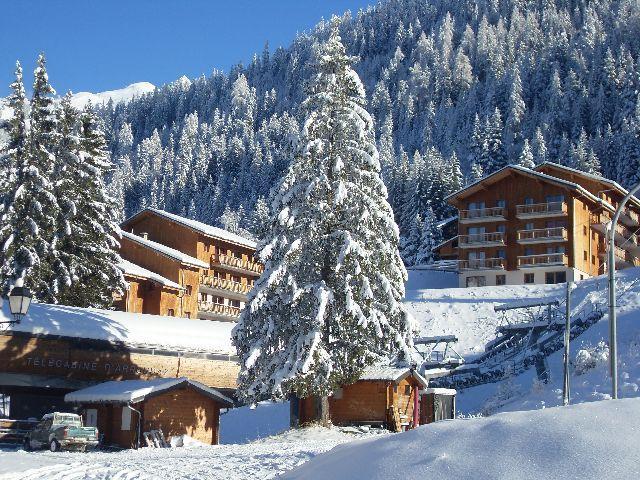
[200,293,207,302]
[583,226,588,236]
[525,222,534,231]
[466,276,487,287]
[584,251,588,261]
[468,201,486,210]
[393,385,398,393]
[524,273,535,284]
[547,245,565,254]
[167,309,175,316]
[524,197,534,205]
[0,394,9,417]
[186,285,193,295]
[213,270,222,279]
[230,299,241,308]
[404,385,412,395]
[545,271,567,284]
[497,199,506,208]
[496,249,506,259]
[497,224,506,233]
[213,296,224,305]
[121,407,131,431]
[231,275,241,283]
[496,275,506,286]
[333,388,343,400]
[592,255,596,265]
[524,247,535,256]
[546,195,565,202]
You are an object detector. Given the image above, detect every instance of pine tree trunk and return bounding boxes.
[313,395,331,426]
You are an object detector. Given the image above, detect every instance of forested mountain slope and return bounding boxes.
[98,0,640,263]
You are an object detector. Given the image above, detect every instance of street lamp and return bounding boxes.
[2,279,32,325]
[607,181,640,400]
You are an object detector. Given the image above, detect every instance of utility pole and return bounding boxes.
[563,281,572,406]
[607,181,640,400]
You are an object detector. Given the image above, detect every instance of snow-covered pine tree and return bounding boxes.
[232,21,415,411]
[415,206,441,266]
[55,103,126,307]
[517,139,535,169]
[0,55,59,299]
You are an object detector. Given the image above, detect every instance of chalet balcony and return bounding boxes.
[459,257,505,270]
[515,202,567,219]
[517,253,567,268]
[599,245,636,269]
[458,232,505,248]
[458,207,506,224]
[200,274,250,300]
[591,220,640,255]
[517,227,567,244]
[619,208,640,228]
[197,301,241,322]
[212,254,264,277]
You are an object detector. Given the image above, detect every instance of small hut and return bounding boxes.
[293,364,429,431]
[65,377,233,448]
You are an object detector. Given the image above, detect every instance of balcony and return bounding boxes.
[200,274,251,300]
[197,301,241,322]
[517,227,567,244]
[599,245,636,269]
[458,207,506,224]
[619,208,640,228]
[591,219,640,255]
[459,258,505,270]
[517,253,567,268]
[212,254,264,277]
[458,232,505,248]
[516,202,567,219]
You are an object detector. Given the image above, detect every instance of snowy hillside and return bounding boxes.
[283,398,640,480]
[70,81,155,108]
[405,267,640,416]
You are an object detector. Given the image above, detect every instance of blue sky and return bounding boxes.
[0,0,375,96]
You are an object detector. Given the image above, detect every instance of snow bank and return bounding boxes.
[282,398,640,480]
[220,401,290,444]
[1,300,235,355]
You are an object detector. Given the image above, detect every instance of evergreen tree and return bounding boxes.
[415,206,440,265]
[0,55,59,300]
[232,23,414,408]
[517,139,535,168]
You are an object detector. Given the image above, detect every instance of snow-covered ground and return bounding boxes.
[282,398,640,480]
[0,427,386,480]
[70,82,155,109]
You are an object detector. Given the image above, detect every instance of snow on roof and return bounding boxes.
[119,259,184,291]
[1,301,235,356]
[444,164,614,211]
[360,364,428,387]
[435,216,457,229]
[64,377,234,406]
[422,387,457,395]
[125,208,257,250]
[120,231,208,269]
[431,235,457,252]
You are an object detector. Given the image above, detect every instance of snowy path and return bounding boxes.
[0,428,383,480]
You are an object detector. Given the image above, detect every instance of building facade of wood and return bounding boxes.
[435,163,640,287]
[117,208,264,322]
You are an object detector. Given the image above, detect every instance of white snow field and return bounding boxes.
[282,398,640,480]
[70,82,156,109]
[0,426,385,480]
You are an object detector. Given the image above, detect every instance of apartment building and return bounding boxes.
[117,208,263,321]
[436,163,640,287]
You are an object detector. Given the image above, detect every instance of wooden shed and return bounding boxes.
[293,365,429,431]
[64,377,233,449]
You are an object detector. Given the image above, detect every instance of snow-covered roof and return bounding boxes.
[119,259,184,291]
[120,231,208,269]
[444,164,614,211]
[431,235,457,252]
[64,377,234,406]
[435,216,457,229]
[421,387,457,395]
[360,364,428,387]
[1,301,235,356]
[124,208,257,250]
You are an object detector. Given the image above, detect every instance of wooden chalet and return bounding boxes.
[293,364,454,431]
[65,377,234,448]
[434,163,640,287]
[118,208,264,322]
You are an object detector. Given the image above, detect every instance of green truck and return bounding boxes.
[23,412,99,452]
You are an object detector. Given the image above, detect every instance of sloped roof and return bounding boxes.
[123,208,257,250]
[119,259,184,291]
[536,162,640,209]
[359,364,428,388]
[444,164,613,210]
[64,377,234,406]
[121,231,208,269]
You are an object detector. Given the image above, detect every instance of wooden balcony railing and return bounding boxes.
[459,258,505,270]
[458,207,506,223]
[197,301,241,318]
[200,275,251,295]
[516,202,567,218]
[458,232,505,247]
[517,253,567,268]
[517,227,567,242]
[212,254,264,275]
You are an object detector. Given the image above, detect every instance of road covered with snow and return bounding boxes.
[0,427,387,480]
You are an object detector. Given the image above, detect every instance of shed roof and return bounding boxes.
[119,259,184,291]
[64,377,234,407]
[120,231,208,269]
[123,208,257,250]
[359,364,428,388]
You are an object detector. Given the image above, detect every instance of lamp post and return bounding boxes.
[1,279,32,325]
[607,181,640,400]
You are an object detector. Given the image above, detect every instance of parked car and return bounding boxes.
[23,412,99,452]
